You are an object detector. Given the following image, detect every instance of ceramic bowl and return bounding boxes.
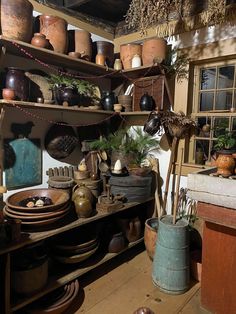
[6,189,70,212]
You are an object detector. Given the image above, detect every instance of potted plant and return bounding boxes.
[89,126,159,174]
[47,73,100,106]
[214,131,236,177]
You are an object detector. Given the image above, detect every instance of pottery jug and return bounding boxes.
[101,91,116,111]
[120,43,142,69]
[1,0,33,42]
[72,183,94,206]
[2,88,15,100]
[143,111,162,136]
[139,92,154,111]
[31,33,49,49]
[74,30,92,61]
[39,15,68,54]
[5,67,29,101]
[73,193,93,218]
[142,38,167,66]
[95,41,114,67]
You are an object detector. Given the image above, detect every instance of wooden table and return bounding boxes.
[197,202,236,314]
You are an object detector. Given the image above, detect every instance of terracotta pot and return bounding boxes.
[95,41,114,67]
[142,38,167,66]
[144,217,159,260]
[120,43,142,69]
[216,150,235,177]
[39,15,68,54]
[74,30,92,61]
[2,88,15,100]
[31,33,49,49]
[1,0,33,42]
[5,67,29,101]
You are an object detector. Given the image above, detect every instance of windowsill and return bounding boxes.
[178,163,211,176]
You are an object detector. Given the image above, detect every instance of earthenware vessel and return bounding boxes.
[31,33,49,49]
[5,67,29,101]
[2,88,15,100]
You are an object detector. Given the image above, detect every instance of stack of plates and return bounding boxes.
[29,279,79,314]
[52,236,99,264]
[4,189,70,230]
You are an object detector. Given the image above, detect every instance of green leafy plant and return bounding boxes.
[89,127,159,166]
[47,73,99,100]
[214,131,236,151]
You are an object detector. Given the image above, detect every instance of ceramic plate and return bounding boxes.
[53,245,99,264]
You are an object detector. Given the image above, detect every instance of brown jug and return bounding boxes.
[73,193,93,218]
[31,33,49,49]
[39,14,68,54]
[72,183,94,206]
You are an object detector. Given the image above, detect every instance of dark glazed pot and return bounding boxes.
[101,91,116,111]
[139,92,154,111]
[5,67,29,101]
[53,86,79,106]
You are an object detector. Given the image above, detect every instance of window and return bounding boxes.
[189,60,236,165]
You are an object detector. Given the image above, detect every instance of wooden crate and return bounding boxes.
[132,75,172,111]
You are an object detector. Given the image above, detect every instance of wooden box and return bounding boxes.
[132,75,172,112]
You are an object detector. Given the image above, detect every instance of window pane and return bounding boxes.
[200,68,216,90]
[200,92,214,111]
[213,117,230,137]
[218,65,235,89]
[215,91,232,110]
[232,118,236,131]
[197,117,211,137]
[195,140,209,164]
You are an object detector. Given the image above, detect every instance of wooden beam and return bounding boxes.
[29,0,115,40]
[64,0,92,8]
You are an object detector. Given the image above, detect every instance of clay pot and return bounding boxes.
[72,183,94,206]
[144,217,159,260]
[114,103,123,112]
[5,67,29,101]
[39,14,68,54]
[108,232,126,253]
[216,150,235,177]
[2,88,15,100]
[74,30,92,61]
[120,43,142,69]
[118,217,142,243]
[142,38,167,66]
[31,33,49,49]
[117,95,133,112]
[1,0,33,42]
[73,194,93,218]
[95,41,114,67]
[95,53,106,66]
[68,51,81,59]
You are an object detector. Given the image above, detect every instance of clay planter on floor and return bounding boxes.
[144,217,158,260]
[39,15,68,54]
[1,0,33,42]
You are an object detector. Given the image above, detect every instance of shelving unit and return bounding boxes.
[0,35,159,313]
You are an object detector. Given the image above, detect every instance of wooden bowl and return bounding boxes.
[6,189,70,212]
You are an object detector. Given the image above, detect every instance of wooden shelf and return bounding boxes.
[11,238,144,312]
[0,198,153,256]
[0,100,150,125]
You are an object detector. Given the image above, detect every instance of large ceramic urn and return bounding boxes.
[1,0,33,42]
[39,15,68,54]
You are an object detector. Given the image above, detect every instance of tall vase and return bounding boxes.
[5,67,29,101]
[95,41,114,67]
[152,215,190,295]
[74,30,92,61]
[1,0,33,42]
[39,15,68,54]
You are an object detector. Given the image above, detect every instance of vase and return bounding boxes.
[108,232,126,253]
[74,29,92,61]
[39,14,68,54]
[142,38,167,66]
[139,92,154,111]
[72,183,94,206]
[1,0,33,42]
[95,53,106,66]
[95,41,114,67]
[2,88,15,100]
[144,217,159,260]
[73,193,93,218]
[101,91,116,111]
[216,150,235,177]
[120,43,142,69]
[5,67,29,101]
[31,33,49,49]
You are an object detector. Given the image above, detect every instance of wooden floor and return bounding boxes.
[67,245,210,314]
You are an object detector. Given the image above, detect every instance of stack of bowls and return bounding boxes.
[51,233,99,264]
[29,279,79,314]
[4,189,70,231]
